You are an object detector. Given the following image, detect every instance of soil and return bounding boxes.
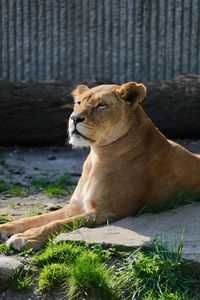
[0,146,88,220]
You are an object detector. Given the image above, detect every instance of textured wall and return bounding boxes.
[0,0,200,83]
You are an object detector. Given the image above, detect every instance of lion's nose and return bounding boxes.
[71,114,86,125]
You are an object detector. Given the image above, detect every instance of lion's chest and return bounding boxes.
[79,160,145,215]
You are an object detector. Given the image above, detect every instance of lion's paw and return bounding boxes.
[6,232,45,251]
[6,234,27,251]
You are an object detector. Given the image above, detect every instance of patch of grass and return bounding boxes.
[31,173,72,197]
[11,269,32,290]
[9,201,18,209]
[0,179,27,196]
[31,242,84,267]
[0,215,12,223]
[0,179,9,192]
[148,187,199,213]
[0,243,14,255]
[44,186,71,197]
[10,185,26,196]
[68,252,113,299]
[18,248,34,257]
[28,209,42,217]
[7,240,200,299]
[31,177,50,189]
[0,154,6,166]
[38,263,70,294]
[114,243,200,299]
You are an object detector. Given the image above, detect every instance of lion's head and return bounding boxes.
[68,82,146,148]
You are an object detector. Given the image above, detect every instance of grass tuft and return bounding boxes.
[0,179,9,192]
[0,243,14,255]
[10,185,26,196]
[31,177,50,189]
[148,187,199,213]
[31,173,72,197]
[38,263,70,294]
[31,242,83,267]
[11,269,32,290]
[68,252,113,299]
[114,242,200,299]
[0,215,12,223]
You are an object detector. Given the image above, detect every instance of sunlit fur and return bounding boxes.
[68,84,138,148]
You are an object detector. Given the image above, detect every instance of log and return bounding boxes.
[0,80,101,146]
[0,75,200,146]
[145,75,200,138]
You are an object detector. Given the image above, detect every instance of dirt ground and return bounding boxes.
[0,139,200,221]
[0,146,88,220]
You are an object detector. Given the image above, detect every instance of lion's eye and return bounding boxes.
[96,103,108,110]
[75,101,81,105]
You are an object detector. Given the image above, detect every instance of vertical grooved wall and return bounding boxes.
[0,0,200,82]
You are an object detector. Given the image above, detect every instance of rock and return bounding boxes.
[54,203,200,263]
[25,175,33,179]
[45,203,62,211]
[0,256,24,289]
[13,170,22,175]
[47,155,56,160]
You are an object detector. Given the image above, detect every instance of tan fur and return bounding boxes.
[1,82,200,250]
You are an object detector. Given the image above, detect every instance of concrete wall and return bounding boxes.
[0,0,200,83]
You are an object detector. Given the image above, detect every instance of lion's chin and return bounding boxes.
[69,134,91,149]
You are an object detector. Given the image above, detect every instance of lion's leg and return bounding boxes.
[6,209,103,251]
[0,203,82,241]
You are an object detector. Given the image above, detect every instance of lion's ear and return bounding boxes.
[116,82,146,104]
[72,85,89,97]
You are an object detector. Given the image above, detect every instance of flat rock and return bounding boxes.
[54,203,200,263]
[0,256,24,289]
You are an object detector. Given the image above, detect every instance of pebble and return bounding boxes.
[45,203,62,211]
[47,155,56,160]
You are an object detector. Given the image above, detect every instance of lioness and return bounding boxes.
[1,82,200,250]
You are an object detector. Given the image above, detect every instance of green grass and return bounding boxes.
[31,177,50,189]
[11,269,33,290]
[31,173,72,197]
[0,172,72,197]
[32,242,84,267]
[147,187,199,213]
[9,201,19,209]
[0,179,9,192]
[68,252,113,299]
[0,243,14,255]
[25,240,200,299]
[0,215,12,223]
[9,186,26,196]
[38,263,70,294]
[114,243,193,299]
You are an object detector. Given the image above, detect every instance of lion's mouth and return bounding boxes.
[72,129,88,140]
[71,129,95,142]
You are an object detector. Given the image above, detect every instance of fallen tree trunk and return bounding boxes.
[0,75,200,146]
[145,75,200,138]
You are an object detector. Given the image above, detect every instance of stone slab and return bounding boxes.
[54,203,200,263]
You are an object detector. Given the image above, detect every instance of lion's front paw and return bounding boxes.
[6,229,46,251]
